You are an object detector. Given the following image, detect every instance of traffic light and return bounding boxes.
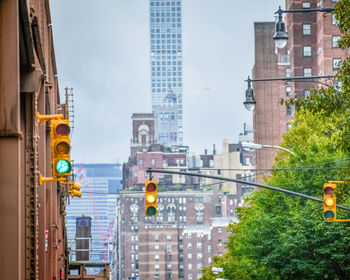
[145,180,157,216]
[324,183,336,221]
[68,181,82,198]
[50,119,71,177]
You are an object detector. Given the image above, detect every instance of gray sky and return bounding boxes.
[50,0,284,163]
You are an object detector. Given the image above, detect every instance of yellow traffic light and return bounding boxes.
[145,180,157,216]
[51,119,71,177]
[323,183,336,221]
[68,181,82,198]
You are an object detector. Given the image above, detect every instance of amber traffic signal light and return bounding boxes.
[68,181,82,198]
[324,183,336,221]
[51,119,71,177]
[145,180,157,216]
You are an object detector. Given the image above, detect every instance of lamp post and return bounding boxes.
[243,75,335,111]
[242,142,299,159]
[273,5,334,49]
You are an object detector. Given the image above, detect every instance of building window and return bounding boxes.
[218,240,223,246]
[167,273,172,279]
[188,243,192,249]
[197,263,203,269]
[155,264,160,270]
[155,254,160,260]
[286,86,291,97]
[155,274,160,279]
[208,245,211,253]
[187,233,192,239]
[332,36,341,48]
[152,158,156,166]
[188,274,192,280]
[197,253,202,259]
[167,244,172,252]
[302,24,311,35]
[332,14,339,25]
[304,68,312,77]
[188,263,192,270]
[167,264,172,270]
[333,58,342,70]
[285,67,291,77]
[304,89,311,98]
[196,242,202,249]
[302,2,311,8]
[217,227,222,233]
[286,104,292,116]
[188,253,192,259]
[303,46,312,56]
[167,234,172,240]
[139,158,143,165]
[154,234,159,241]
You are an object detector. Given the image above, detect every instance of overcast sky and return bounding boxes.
[50,0,284,163]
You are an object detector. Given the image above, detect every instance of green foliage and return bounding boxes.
[200,1,350,279]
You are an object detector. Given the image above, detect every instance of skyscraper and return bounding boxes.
[149,0,183,146]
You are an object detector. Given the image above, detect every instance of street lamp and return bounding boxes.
[242,142,302,162]
[273,5,334,49]
[243,75,334,111]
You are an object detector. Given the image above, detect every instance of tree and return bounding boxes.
[201,0,350,279]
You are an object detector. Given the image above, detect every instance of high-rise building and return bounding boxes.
[252,0,348,175]
[66,163,122,264]
[149,0,183,146]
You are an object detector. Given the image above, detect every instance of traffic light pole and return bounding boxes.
[146,168,350,212]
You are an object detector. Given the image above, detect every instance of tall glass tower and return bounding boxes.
[149,0,183,146]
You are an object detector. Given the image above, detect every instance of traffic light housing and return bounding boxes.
[324,183,336,221]
[50,119,71,177]
[145,180,157,216]
[68,181,82,198]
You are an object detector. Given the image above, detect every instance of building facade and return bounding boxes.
[113,191,234,280]
[149,0,184,146]
[252,0,348,175]
[66,163,122,264]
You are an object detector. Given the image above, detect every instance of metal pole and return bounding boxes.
[147,168,350,212]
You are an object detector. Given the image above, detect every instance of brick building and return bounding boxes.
[112,191,234,280]
[252,0,348,175]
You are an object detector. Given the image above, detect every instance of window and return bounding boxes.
[154,234,159,241]
[332,14,339,25]
[332,36,341,48]
[155,264,160,270]
[152,158,156,166]
[155,254,160,260]
[188,253,192,259]
[188,274,192,280]
[302,2,310,8]
[188,243,192,249]
[333,58,342,70]
[197,253,202,259]
[285,67,291,77]
[167,234,172,240]
[188,264,192,270]
[303,46,312,56]
[196,242,202,249]
[218,240,223,246]
[304,89,311,98]
[187,233,192,239]
[287,123,292,131]
[208,245,211,253]
[286,86,291,97]
[155,274,160,279]
[217,227,222,233]
[167,244,172,252]
[286,104,292,116]
[167,264,172,270]
[167,273,172,279]
[302,24,311,35]
[304,68,312,77]
[139,158,143,165]
[197,263,203,269]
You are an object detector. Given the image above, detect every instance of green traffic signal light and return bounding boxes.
[56,160,71,174]
[146,206,157,216]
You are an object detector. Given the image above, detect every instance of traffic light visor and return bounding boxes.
[324,186,335,195]
[146,206,156,215]
[56,160,71,174]
[146,182,157,192]
[324,210,335,219]
[56,123,70,136]
[55,141,70,155]
[325,197,335,207]
[146,194,156,204]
